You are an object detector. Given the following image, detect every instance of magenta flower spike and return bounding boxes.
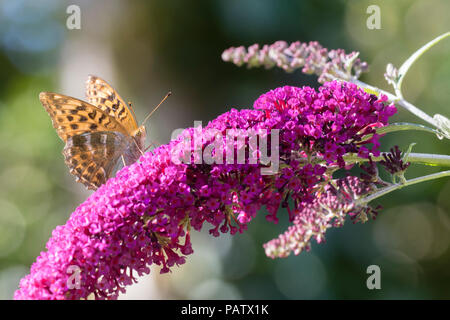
[14,81,396,300]
[263,176,379,259]
[222,41,369,83]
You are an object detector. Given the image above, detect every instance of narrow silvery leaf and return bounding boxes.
[376,122,442,136]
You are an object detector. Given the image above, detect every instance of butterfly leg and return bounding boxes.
[131,138,145,156]
[144,144,153,152]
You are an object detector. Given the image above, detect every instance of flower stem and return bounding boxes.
[361,170,450,204]
[331,70,441,129]
[350,78,440,128]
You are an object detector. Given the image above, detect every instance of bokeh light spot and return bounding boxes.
[0,199,26,258]
[274,253,326,299]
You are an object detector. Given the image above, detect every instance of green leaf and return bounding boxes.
[376,122,442,136]
[402,142,417,163]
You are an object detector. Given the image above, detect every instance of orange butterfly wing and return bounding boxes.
[85,75,139,133]
[40,91,142,190]
[39,92,130,142]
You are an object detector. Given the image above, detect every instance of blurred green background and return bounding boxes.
[0,0,449,299]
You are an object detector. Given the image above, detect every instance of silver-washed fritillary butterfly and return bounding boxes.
[40,75,169,190]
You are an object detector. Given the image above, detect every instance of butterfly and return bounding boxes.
[40,75,169,190]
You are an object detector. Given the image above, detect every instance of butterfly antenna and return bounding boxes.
[141,91,172,126]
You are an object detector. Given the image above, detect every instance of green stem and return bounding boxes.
[351,78,440,129]
[344,152,450,167]
[396,32,450,95]
[331,71,442,129]
[361,170,450,204]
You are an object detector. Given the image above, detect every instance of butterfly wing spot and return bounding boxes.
[98,113,106,124]
[88,110,97,120]
[96,169,105,180]
[117,107,126,119]
[93,168,107,187]
[67,115,74,121]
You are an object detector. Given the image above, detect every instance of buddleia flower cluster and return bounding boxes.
[263,176,379,258]
[15,80,396,300]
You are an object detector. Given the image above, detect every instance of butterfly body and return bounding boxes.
[40,75,145,190]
